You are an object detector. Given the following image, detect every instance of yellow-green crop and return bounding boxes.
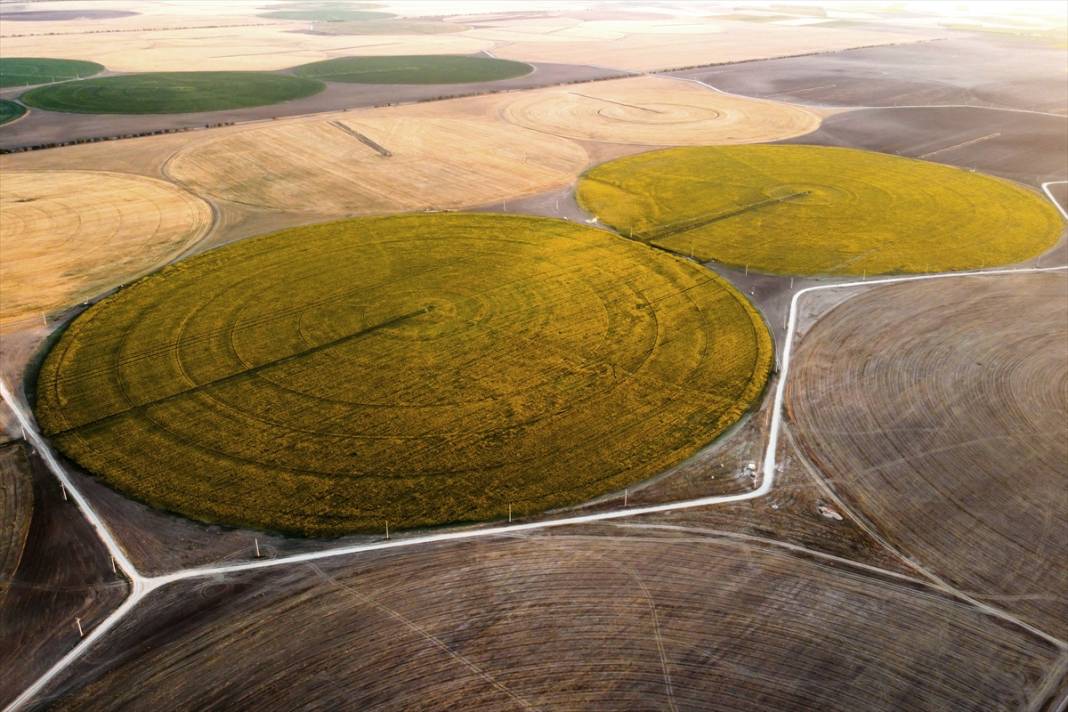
[36,213,771,537]
[577,145,1063,275]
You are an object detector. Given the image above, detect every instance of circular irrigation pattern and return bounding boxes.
[577,144,1064,275]
[20,71,324,114]
[500,78,820,146]
[292,55,533,84]
[37,213,772,537]
[0,57,104,88]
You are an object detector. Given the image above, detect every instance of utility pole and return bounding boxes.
[110,556,117,574]
[385,521,390,540]
[60,484,68,501]
[75,617,84,637]
[254,538,261,559]
[508,504,512,523]
[624,489,629,507]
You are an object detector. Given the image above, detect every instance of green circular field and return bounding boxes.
[577,145,1065,275]
[292,55,533,84]
[36,213,771,537]
[20,72,325,114]
[0,57,104,88]
[0,99,26,125]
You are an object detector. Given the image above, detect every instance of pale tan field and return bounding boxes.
[0,25,493,73]
[501,75,821,145]
[168,111,589,214]
[490,19,940,71]
[0,171,211,330]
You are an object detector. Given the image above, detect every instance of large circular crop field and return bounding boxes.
[0,57,104,88]
[20,71,324,114]
[577,145,1064,275]
[35,214,771,537]
[292,55,532,84]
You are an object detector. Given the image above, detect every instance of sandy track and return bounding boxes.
[788,273,1068,639]
[500,75,820,146]
[0,170,211,331]
[168,113,589,214]
[37,536,1061,711]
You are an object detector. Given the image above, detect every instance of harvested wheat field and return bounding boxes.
[500,75,820,146]
[489,19,938,72]
[0,170,212,330]
[168,113,589,214]
[577,145,1064,275]
[0,25,494,73]
[35,213,771,536]
[788,273,1068,639]
[37,535,1062,711]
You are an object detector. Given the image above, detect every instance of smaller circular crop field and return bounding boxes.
[20,72,324,114]
[0,99,26,125]
[0,57,104,88]
[292,55,533,84]
[36,213,771,536]
[577,145,1064,276]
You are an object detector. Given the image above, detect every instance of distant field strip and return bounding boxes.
[577,144,1064,275]
[35,213,771,536]
[291,55,532,84]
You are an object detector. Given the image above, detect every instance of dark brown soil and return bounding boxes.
[0,442,128,709]
[674,36,1068,113]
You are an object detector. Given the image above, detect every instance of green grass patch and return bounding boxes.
[35,213,771,537]
[0,57,104,88]
[577,145,1064,276]
[20,72,324,114]
[0,99,26,125]
[292,55,532,84]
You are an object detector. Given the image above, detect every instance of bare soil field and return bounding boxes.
[0,442,128,709]
[0,170,212,331]
[682,36,1068,113]
[500,75,820,146]
[0,61,626,151]
[167,110,589,214]
[788,273,1068,640]
[34,534,1061,711]
[783,106,1068,186]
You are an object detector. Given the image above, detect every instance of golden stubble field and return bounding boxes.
[500,75,821,145]
[0,170,212,331]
